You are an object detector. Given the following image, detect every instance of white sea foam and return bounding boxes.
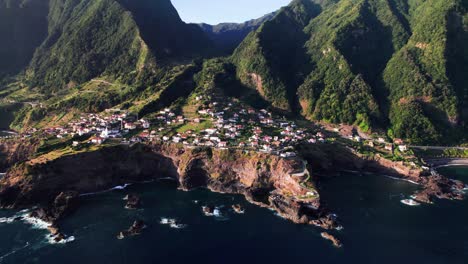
[0,217,16,224]
[202,206,214,216]
[111,184,131,190]
[160,218,186,229]
[169,223,187,229]
[46,235,75,245]
[400,199,421,206]
[80,183,132,197]
[201,206,229,220]
[213,208,222,217]
[20,213,52,230]
[384,175,420,185]
[160,217,173,225]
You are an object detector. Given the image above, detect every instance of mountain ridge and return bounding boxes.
[198,12,277,54]
[0,0,466,145]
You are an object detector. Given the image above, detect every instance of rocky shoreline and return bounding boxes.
[0,142,465,247]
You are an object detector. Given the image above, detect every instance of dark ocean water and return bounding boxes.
[0,167,467,264]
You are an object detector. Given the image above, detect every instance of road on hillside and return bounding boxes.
[410,146,468,150]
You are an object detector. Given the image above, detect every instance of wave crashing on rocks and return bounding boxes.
[159,218,187,229]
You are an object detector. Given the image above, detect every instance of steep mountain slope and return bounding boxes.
[232,0,328,111]
[27,0,214,93]
[0,0,466,145]
[383,0,467,143]
[298,0,408,131]
[0,0,214,94]
[199,12,276,54]
[232,0,467,143]
[0,0,49,79]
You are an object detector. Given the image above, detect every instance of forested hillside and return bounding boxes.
[0,0,214,94]
[232,0,467,144]
[0,0,466,145]
[0,0,49,79]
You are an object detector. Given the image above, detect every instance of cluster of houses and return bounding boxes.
[38,111,150,146]
[336,126,408,154]
[19,97,409,158]
[148,100,328,157]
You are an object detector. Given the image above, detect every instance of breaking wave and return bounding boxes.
[160,218,187,229]
[46,235,75,245]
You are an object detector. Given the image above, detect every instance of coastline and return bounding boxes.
[0,141,466,247]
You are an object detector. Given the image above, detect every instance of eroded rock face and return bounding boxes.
[0,143,332,229]
[297,143,465,205]
[0,144,179,208]
[0,138,39,171]
[321,232,342,248]
[414,175,465,203]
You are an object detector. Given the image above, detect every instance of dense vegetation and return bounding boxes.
[232,0,324,111]
[232,0,467,144]
[0,0,214,94]
[0,0,466,145]
[0,0,48,78]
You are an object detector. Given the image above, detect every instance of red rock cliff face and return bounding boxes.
[0,144,178,207]
[0,143,334,227]
[151,144,330,226]
[0,138,40,171]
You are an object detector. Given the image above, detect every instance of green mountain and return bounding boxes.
[199,12,276,54]
[1,0,214,93]
[0,0,466,145]
[0,0,49,79]
[232,0,327,111]
[232,0,467,144]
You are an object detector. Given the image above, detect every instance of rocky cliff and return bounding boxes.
[0,141,464,240]
[0,143,337,229]
[0,137,39,172]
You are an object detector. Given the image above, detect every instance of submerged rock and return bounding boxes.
[53,233,65,243]
[232,204,245,214]
[413,175,465,204]
[310,214,340,230]
[117,220,146,239]
[202,206,214,216]
[124,194,141,209]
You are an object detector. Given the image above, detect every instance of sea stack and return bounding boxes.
[117,220,146,239]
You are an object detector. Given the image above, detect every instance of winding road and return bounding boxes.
[410,146,468,150]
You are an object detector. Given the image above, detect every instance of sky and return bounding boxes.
[171,0,291,24]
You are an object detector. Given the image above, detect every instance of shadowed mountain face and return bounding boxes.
[116,0,214,59]
[1,0,214,91]
[199,12,277,54]
[0,0,49,78]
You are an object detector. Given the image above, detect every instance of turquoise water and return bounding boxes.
[0,167,467,264]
